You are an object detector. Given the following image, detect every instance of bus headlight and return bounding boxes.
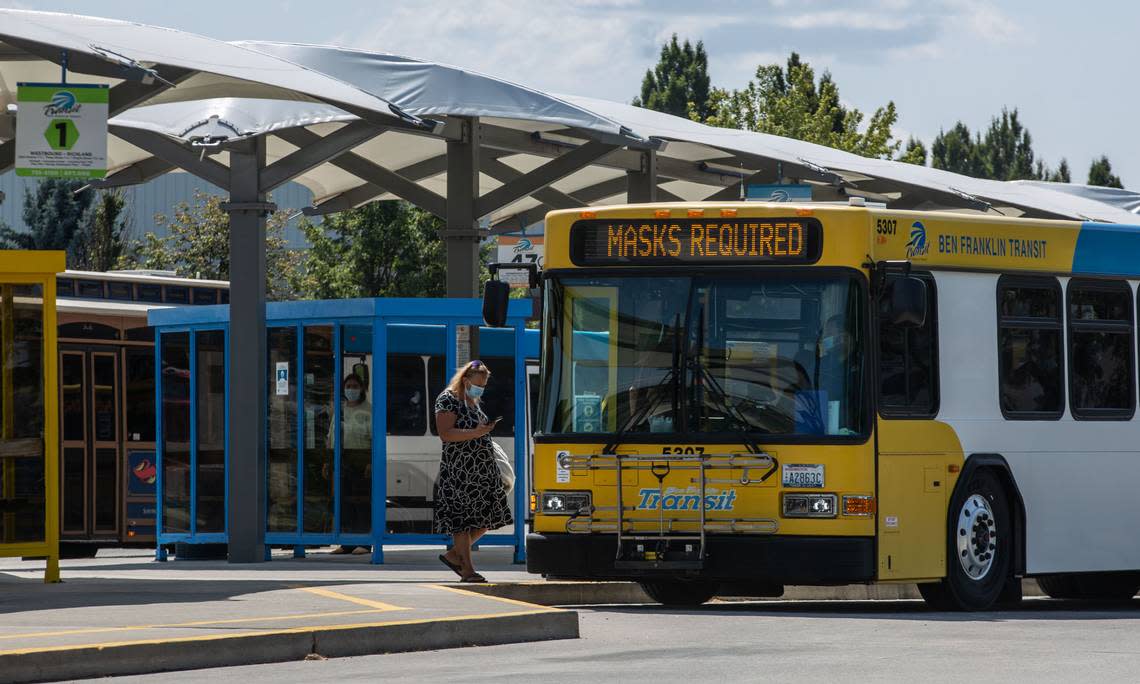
[540,491,592,515]
[783,493,837,518]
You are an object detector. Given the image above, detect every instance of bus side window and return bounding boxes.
[1068,279,1134,419]
[997,276,1064,419]
[878,272,938,418]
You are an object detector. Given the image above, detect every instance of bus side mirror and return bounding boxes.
[483,279,511,328]
[886,276,927,328]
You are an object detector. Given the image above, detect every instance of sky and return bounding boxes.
[4,0,1138,187]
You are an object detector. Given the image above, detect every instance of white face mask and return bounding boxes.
[821,336,837,352]
[345,388,362,403]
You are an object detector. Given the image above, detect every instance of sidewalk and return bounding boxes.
[0,547,575,683]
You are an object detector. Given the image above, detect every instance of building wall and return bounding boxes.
[0,171,316,249]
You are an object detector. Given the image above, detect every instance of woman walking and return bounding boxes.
[434,360,512,583]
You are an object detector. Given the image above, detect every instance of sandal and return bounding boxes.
[438,553,463,578]
[460,573,487,583]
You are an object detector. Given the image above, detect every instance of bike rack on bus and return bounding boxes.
[558,452,779,570]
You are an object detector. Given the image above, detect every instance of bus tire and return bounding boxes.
[1038,574,1140,602]
[921,469,1012,611]
[639,580,719,606]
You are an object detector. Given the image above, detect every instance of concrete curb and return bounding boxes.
[465,579,1046,606]
[1,610,579,684]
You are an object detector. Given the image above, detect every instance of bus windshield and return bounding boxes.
[540,272,867,439]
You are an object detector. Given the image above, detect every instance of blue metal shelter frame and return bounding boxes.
[149,298,534,563]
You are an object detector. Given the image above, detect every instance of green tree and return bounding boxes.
[1087,155,1123,188]
[931,108,1066,182]
[296,201,449,299]
[70,189,129,271]
[1047,158,1071,183]
[702,53,901,159]
[120,190,300,300]
[0,179,93,253]
[898,137,927,166]
[633,35,712,120]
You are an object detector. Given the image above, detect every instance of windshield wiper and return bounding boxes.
[687,304,776,479]
[603,312,682,455]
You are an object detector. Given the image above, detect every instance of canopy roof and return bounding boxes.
[4,14,1134,229]
[0,9,426,173]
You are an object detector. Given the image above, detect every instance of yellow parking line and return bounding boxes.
[297,586,406,611]
[428,583,562,610]
[0,609,554,656]
[0,608,384,642]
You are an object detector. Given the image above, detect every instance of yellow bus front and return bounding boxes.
[527,203,879,600]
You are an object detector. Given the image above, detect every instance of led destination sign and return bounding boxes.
[570,218,822,266]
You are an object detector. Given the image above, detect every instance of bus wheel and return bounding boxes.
[921,469,1012,611]
[639,580,719,606]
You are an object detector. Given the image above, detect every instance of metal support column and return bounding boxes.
[444,116,483,298]
[224,138,274,563]
[626,150,658,203]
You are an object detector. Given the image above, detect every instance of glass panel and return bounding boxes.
[62,446,85,533]
[268,327,298,532]
[1070,285,1130,322]
[0,285,46,543]
[387,355,428,436]
[125,348,156,442]
[1000,286,1059,319]
[479,355,516,437]
[303,326,334,534]
[59,321,120,340]
[94,447,117,531]
[77,280,104,299]
[427,355,446,436]
[1071,331,1133,412]
[1000,328,1063,414]
[56,278,76,297]
[196,331,226,533]
[107,282,133,301]
[192,288,218,305]
[92,355,116,443]
[124,325,155,342]
[160,332,191,534]
[542,275,867,438]
[879,274,938,416]
[61,353,84,442]
[164,286,189,304]
[340,325,372,535]
[137,283,162,303]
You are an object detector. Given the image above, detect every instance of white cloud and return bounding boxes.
[775,10,917,31]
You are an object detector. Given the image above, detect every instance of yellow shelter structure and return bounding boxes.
[0,252,64,582]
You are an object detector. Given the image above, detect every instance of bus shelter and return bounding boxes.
[0,252,64,582]
[149,298,535,563]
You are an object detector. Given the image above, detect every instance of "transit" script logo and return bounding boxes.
[635,487,738,512]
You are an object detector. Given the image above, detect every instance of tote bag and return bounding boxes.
[491,440,515,492]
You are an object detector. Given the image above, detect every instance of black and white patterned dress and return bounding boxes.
[433,390,513,534]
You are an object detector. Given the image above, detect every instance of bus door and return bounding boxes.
[59,347,121,543]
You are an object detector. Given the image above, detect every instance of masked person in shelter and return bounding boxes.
[329,374,373,555]
[433,360,512,583]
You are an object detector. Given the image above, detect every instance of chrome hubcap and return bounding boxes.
[957,494,997,580]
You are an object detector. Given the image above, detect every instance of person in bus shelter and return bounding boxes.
[434,360,512,583]
[329,374,373,555]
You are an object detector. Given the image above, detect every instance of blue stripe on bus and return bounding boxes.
[1073,222,1140,277]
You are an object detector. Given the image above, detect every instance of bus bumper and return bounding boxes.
[526,533,875,584]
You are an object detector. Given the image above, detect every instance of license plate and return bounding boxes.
[783,464,824,488]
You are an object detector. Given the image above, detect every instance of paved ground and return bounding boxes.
[0,547,573,682]
[108,597,1140,683]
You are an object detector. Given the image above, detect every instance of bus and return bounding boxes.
[484,201,1140,610]
[56,270,228,554]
